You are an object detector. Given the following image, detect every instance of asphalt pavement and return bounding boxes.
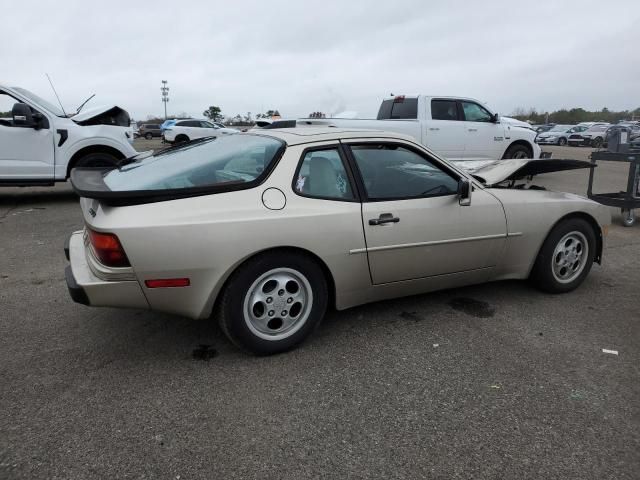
[0,144,638,479]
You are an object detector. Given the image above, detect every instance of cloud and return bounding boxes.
[2,0,638,120]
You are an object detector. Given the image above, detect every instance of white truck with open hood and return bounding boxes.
[0,84,137,186]
[299,95,541,162]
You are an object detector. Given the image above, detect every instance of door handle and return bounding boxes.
[429,127,440,131]
[468,128,478,132]
[369,213,400,226]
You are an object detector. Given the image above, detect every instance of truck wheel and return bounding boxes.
[558,137,567,146]
[145,132,153,140]
[503,144,532,159]
[529,218,596,293]
[74,152,119,169]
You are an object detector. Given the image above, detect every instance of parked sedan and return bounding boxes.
[568,124,610,147]
[163,119,237,143]
[536,125,586,145]
[65,129,610,355]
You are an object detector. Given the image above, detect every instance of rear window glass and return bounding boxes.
[377,98,418,120]
[102,135,283,192]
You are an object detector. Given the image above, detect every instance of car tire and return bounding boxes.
[73,152,119,169]
[621,208,635,227]
[145,133,153,140]
[218,252,328,355]
[558,137,567,146]
[592,137,603,148]
[503,144,532,159]
[176,134,189,144]
[529,218,596,294]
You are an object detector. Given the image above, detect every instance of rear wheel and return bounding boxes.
[592,137,603,148]
[218,253,328,355]
[176,134,189,144]
[530,218,596,293]
[503,144,532,159]
[145,132,153,140]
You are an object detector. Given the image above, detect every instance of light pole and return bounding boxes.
[161,80,169,120]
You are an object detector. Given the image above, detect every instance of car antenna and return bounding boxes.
[76,94,96,114]
[45,73,68,117]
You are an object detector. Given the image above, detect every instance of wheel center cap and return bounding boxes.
[274,297,286,309]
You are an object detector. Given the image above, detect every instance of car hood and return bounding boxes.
[500,116,533,129]
[456,159,593,186]
[72,104,131,127]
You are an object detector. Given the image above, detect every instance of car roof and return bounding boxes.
[246,127,417,146]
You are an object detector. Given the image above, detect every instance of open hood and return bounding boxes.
[72,104,130,127]
[457,159,594,186]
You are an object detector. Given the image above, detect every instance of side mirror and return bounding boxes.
[458,179,472,206]
[491,113,500,123]
[12,103,35,128]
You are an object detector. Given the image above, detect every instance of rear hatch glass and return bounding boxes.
[377,97,418,120]
[71,134,285,205]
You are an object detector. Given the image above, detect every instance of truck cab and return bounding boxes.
[0,84,137,186]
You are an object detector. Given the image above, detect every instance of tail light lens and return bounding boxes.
[87,229,130,268]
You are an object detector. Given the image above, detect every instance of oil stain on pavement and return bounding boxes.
[448,297,496,318]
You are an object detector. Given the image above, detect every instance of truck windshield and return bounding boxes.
[12,87,66,117]
[102,134,284,192]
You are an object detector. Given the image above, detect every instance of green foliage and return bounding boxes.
[511,106,640,125]
[203,105,223,122]
[0,111,11,117]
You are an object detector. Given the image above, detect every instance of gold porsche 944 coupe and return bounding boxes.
[65,128,610,354]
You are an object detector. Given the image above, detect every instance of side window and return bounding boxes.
[351,144,459,200]
[431,99,459,121]
[294,148,354,200]
[461,101,492,122]
[201,121,215,128]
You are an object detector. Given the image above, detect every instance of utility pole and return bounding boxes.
[161,80,169,120]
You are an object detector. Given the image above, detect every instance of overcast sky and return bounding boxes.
[3,0,638,120]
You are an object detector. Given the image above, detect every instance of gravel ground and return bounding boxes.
[0,144,638,479]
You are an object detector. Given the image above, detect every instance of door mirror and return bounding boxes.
[12,103,35,128]
[491,112,500,123]
[458,179,472,206]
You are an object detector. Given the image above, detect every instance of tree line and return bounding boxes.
[511,106,640,125]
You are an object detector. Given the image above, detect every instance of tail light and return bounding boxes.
[87,228,130,267]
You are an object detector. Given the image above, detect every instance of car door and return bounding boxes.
[0,91,55,180]
[346,141,507,285]
[459,100,505,160]
[424,98,466,161]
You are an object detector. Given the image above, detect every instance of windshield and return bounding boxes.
[548,125,572,132]
[103,134,284,192]
[12,87,66,117]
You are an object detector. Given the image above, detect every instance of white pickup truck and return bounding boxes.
[300,95,540,161]
[0,84,137,186]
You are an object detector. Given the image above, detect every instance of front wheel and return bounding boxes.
[73,152,119,170]
[503,144,532,159]
[218,253,328,355]
[145,132,153,140]
[592,137,603,148]
[529,218,596,293]
[558,137,567,146]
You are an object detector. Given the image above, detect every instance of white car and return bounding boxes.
[536,125,587,146]
[300,95,541,161]
[0,84,137,186]
[163,119,238,143]
[65,128,609,355]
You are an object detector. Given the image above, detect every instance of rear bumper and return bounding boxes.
[64,231,149,310]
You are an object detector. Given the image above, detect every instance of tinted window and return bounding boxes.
[461,101,492,122]
[431,100,459,121]
[103,135,283,192]
[377,98,418,120]
[201,121,215,128]
[351,144,459,200]
[294,149,354,200]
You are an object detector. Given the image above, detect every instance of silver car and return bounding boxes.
[65,129,610,355]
